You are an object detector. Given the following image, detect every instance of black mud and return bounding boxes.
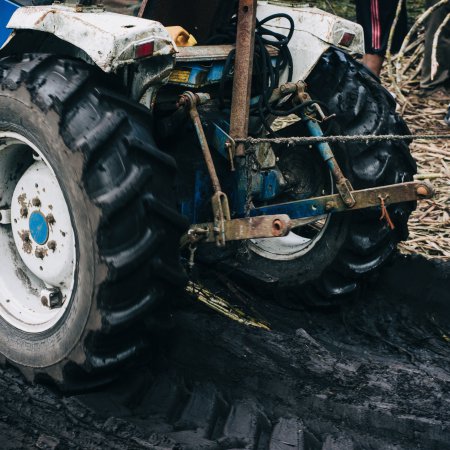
[1,255,450,449]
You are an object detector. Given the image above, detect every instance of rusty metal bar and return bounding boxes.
[181,181,433,247]
[229,0,258,157]
[137,0,149,17]
[250,181,434,219]
[180,91,232,246]
[185,214,291,245]
[180,92,222,193]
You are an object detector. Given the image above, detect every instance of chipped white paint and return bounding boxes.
[6,5,176,72]
[257,1,365,81]
[0,132,76,333]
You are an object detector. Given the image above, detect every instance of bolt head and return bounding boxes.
[416,185,429,197]
[40,288,63,309]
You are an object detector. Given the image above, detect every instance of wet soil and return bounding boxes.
[0,254,449,449]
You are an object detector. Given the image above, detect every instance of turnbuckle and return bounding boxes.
[286,82,356,208]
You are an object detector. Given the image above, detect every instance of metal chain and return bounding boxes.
[236,133,450,146]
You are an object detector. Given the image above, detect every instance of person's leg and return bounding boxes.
[356,0,385,76]
[421,0,450,90]
[357,0,407,77]
[363,54,384,76]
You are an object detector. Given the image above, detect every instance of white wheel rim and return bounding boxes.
[0,132,77,333]
[248,216,331,261]
[248,171,333,261]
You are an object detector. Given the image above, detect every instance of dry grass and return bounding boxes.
[381,34,450,260]
[397,95,450,260]
[272,44,450,260]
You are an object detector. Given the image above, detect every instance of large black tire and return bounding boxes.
[229,49,417,305]
[0,54,187,390]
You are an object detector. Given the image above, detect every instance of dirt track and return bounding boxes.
[0,255,449,449]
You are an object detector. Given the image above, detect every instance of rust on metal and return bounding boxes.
[416,185,431,197]
[180,91,222,193]
[251,181,435,218]
[137,0,149,18]
[184,214,291,245]
[176,44,278,62]
[271,218,285,237]
[293,82,356,207]
[211,191,232,246]
[229,0,258,157]
[181,91,232,246]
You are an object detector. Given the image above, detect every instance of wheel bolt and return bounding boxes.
[35,247,46,259]
[20,206,28,218]
[20,230,30,242]
[32,197,41,207]
[47,240,57,252]
[40,288,63,309]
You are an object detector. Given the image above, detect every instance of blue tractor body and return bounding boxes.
[0,0,18,47]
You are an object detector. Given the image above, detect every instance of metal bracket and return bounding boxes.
[211,122,236,171]
[0,209,11,225]
[211,191,231,247]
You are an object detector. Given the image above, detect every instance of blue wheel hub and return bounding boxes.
[29,211,49,245]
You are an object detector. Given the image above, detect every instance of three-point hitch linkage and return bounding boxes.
[177,0,433,249]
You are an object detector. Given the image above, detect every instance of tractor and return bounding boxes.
[0,0,433,389]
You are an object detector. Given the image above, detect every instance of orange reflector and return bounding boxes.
[134,41,155,59]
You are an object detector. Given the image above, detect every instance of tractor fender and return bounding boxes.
[256,1,365,82]
[2,5,176,73]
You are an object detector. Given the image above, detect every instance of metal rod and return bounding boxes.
[250,181,434,219]
[137,0,149,17]
[305,118,355,207]
[229,0,258,157]
[182,92,222,193]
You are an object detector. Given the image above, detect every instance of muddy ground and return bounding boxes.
[0,255,449,449]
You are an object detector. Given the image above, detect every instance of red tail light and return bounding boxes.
[134,40,155,59]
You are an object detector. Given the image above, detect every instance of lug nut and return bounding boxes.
[20,206,28,218]
[32,197,41,207]
[20,230,30,242]
[46,213,55,225]
[40,288,64,309]
[35,247,46,259]
[47,240,57,252]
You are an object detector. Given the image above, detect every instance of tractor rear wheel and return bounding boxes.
[229,49,417,305]
[0,54,186,389]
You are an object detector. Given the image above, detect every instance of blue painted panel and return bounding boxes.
[0,0,19,47]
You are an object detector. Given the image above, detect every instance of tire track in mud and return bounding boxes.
[0,255,449,449]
